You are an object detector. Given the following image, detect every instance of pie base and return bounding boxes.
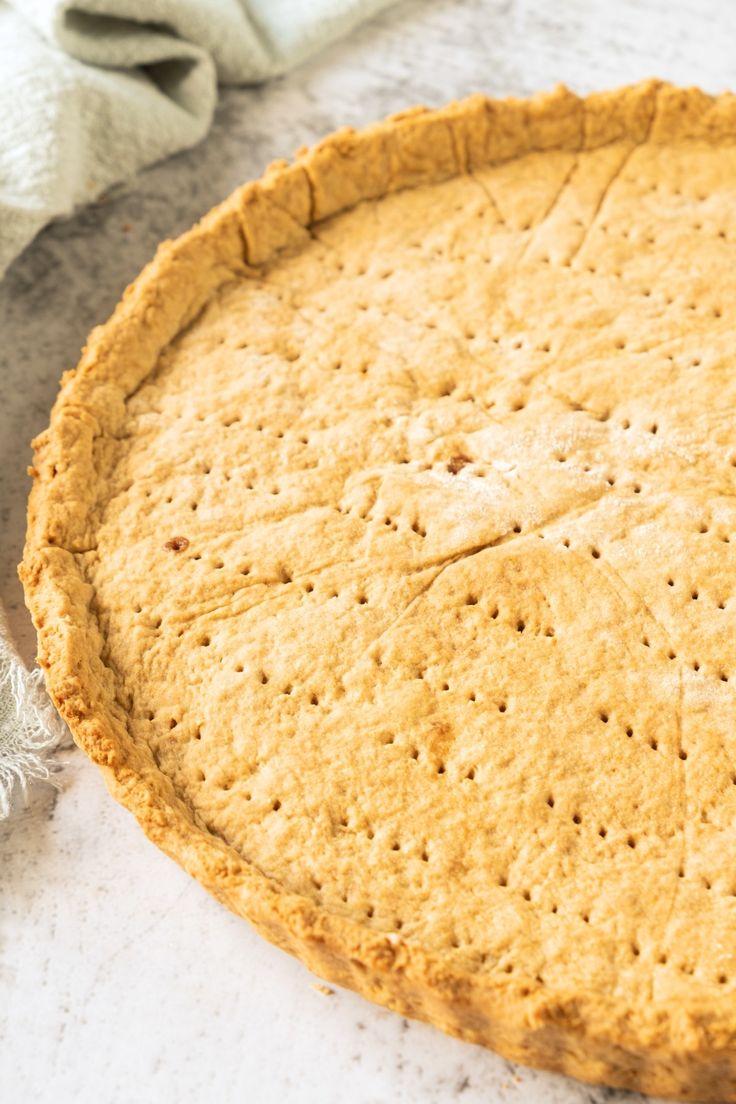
[21,81,736,1101]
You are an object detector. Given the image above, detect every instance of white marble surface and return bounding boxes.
[1,1,734,1100]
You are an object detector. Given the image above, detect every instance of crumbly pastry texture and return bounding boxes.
[20,81,736,1100]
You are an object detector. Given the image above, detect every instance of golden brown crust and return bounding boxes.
[20,82,736,1101]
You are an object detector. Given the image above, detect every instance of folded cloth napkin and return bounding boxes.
[0,0,396,816]
[0,0,397,279]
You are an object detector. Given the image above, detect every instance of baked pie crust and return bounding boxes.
[21,82,736,1100]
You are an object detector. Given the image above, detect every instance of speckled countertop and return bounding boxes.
[1,1,733,1101]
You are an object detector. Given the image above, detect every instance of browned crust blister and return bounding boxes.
[20,82,736,1101]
